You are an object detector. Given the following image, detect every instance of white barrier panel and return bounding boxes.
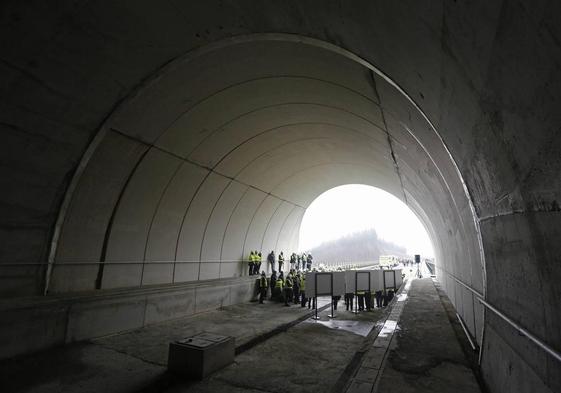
[383,270,396,288]
[356,271,371,291]
[305,272,345,297]
[370,269,384,292]
[306,272,316,296]
[382,269,403,289]
[345,270,355,293]
[395,269,403,287]
[332,271,345,296]
[316,273,332,296]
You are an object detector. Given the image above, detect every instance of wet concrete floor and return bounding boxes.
[1,296,385,393]
[0,278,482,393]
[165,304,385,393]
[344,278,482,393]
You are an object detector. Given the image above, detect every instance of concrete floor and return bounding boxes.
[373,279,481,393]
[0,279,482,393]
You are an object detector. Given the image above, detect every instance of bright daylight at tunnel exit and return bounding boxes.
[298,184,435,265]
[1,2,560,393]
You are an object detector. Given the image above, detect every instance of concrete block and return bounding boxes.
[168,332,234,379]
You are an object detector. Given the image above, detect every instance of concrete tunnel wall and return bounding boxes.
[0,2,560,393]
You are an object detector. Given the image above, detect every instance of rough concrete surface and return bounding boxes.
[165,304,385,393]
[375,279,481,393]
[0,278,488,393]
[0,297,332,393]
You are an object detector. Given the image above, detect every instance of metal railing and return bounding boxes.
[437,267,561,363]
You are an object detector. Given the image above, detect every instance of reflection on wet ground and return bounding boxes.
[306,319,376,337]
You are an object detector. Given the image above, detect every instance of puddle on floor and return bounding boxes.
[305,319,376,337]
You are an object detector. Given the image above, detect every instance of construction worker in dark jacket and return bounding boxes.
[259,272,268,304]
[270,271,277,300]
[267,251,275,272]
[306,254,313,270]
[365,290,372,311]
[284,272,293,306]
[293,271,300,304]
[300,274,307,307]
[375,290,383,308]
[345,291,354,311]
[256,251,262,275]
[290,253,296,270]
[357,289,365,311]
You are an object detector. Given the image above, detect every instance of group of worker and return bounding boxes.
[250,250,314,276]
[343,289,394,311]
[247,251,263,276]
[257,269,395,311]
[257,268,317,307]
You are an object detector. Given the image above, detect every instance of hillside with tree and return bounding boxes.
[307,228,407,264]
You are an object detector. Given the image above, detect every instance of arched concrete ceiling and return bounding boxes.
[47,38,474,298]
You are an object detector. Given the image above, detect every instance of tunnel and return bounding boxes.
[0,2,560,393]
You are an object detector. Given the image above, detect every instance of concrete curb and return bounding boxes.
[332,280,407,393]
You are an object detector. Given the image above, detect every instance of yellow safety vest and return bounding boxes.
[285,276,293,289]
[275,279,284,289]
[300,277,306,291]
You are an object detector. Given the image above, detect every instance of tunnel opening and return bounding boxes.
[298,183,435,271]
[2,10,560,391]
[31,34,486,380]
[6,34,484,361]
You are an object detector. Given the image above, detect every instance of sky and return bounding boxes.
[298,184,434,258]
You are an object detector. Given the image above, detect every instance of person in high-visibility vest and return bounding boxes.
[284,272,293,306]
[248,251,255,276]
[259,271,268,304]
[300,274,307,307]
[278,251,284,273]
[256,252,262,275]
[274,276,284,302]
[293,271,300,304]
